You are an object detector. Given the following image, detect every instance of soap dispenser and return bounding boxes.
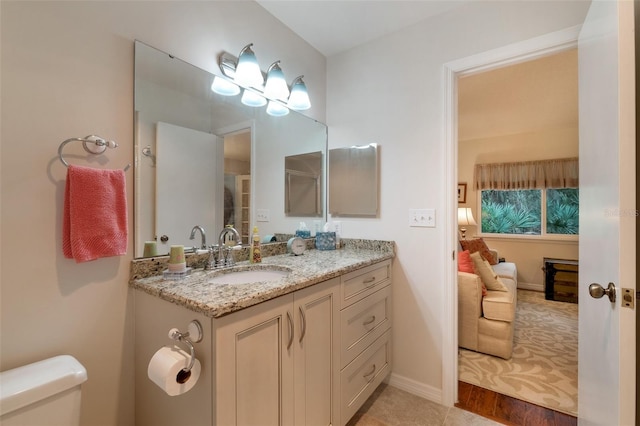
[250,226,262,263]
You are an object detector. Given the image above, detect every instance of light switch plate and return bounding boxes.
[409,209,436,227]
[256,209,270,222]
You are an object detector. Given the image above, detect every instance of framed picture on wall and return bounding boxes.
[457,183,467,203]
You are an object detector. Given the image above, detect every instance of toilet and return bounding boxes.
[0,355,87,425]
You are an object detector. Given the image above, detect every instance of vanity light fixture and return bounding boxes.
[234,43,263,88]
[211,76,240,96]
[266,100,290,117]
[287,76,311,111]
[213,43,311,115]
[241,89,267,107]
[264,61,290,101]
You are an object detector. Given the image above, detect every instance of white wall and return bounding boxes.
[0,2,325,425]
[326,0,589,400]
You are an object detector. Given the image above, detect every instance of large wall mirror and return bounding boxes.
[134,41,327,258]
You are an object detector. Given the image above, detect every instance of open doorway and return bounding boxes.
[455,49,579,417]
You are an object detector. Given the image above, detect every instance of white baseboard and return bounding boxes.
[387,373,444,405]
[517,281,544,292]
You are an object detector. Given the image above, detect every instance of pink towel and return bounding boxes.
[63,165,128,263]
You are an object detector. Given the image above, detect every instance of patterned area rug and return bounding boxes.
[459,289,578,416]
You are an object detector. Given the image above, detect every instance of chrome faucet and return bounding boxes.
[217,225,241,267]
[189,225,207,250]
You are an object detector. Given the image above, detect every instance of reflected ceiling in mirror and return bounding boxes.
[134,41,327,258]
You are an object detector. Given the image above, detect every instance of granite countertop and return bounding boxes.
[130,240,394,318]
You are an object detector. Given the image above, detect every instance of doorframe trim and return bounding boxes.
[441,24,581,406]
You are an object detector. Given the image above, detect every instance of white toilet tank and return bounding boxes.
[0,355,88,426]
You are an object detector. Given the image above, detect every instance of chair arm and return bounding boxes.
[458,272,483,318]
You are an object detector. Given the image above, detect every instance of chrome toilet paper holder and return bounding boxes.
[168,320,203,373]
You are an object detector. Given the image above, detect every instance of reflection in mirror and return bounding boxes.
[134,41,327,258]
[329,144,379,217]
[285,152,323,217]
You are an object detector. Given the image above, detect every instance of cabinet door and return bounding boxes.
[293,278,340,426]
[216,294,294,426]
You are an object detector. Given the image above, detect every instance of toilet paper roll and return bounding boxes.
[147,346,201,396]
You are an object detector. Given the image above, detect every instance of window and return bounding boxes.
[480,188,578,236]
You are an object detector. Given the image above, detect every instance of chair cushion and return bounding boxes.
[492,261,517,284]
[482,281,516,322]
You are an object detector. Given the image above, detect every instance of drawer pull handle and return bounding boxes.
[286,311,294,350]
[363,277,376,287]
[363,315,376,326]
[363,364,376,380]
[299,306,306,343]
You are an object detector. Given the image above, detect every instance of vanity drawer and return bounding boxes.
[341,260,391,308]
[340,330,391,426]
[341,286,391,369]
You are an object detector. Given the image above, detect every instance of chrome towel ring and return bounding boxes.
[58,135,130,171]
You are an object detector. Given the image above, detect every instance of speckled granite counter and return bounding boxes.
[129,239,394,318]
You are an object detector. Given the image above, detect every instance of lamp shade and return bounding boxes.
[234,44,263,88]
[457,208,477,226]
[266,100,290,117]
[241,89,267,107]
[211,76,240,96]
[287,76,311,110]
[264,61,290,101]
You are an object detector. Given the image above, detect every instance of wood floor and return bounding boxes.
[456,381,578,426]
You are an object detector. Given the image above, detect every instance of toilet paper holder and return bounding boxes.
[168,320,203,373]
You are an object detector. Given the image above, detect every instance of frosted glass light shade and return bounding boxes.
[266,101,290,117]
[287,76,311,110]
[241,89,267,107]
[235,44,263,88]
[264,61,290,101]
[211,76,240,96]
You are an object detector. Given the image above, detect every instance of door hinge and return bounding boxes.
[452,250,456,260]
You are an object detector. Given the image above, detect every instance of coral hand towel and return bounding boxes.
[63,165,128,262]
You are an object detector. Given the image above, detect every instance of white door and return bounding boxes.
[156,122,222,253]
[578,1,635,425]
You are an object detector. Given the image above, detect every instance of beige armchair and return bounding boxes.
[458,252,518,359]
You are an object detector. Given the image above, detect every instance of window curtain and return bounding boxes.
[474,157,578,190]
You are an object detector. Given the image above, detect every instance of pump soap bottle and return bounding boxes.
[250,226,262,263]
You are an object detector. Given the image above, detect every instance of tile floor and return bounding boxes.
[346,383,503,426]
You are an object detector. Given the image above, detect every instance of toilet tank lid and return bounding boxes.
[0,355,88,417]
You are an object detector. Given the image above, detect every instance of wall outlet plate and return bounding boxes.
[256,209,270,222]
[409,209,435,227]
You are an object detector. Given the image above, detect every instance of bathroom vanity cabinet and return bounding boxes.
[216,277,339,425]
[132,250,393,426]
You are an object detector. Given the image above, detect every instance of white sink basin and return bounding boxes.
[207,268,291,285]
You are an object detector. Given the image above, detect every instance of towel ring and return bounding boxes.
[58,135,131,171]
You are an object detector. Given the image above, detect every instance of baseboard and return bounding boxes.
[387,372,443,404]
[518,282,544,292]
